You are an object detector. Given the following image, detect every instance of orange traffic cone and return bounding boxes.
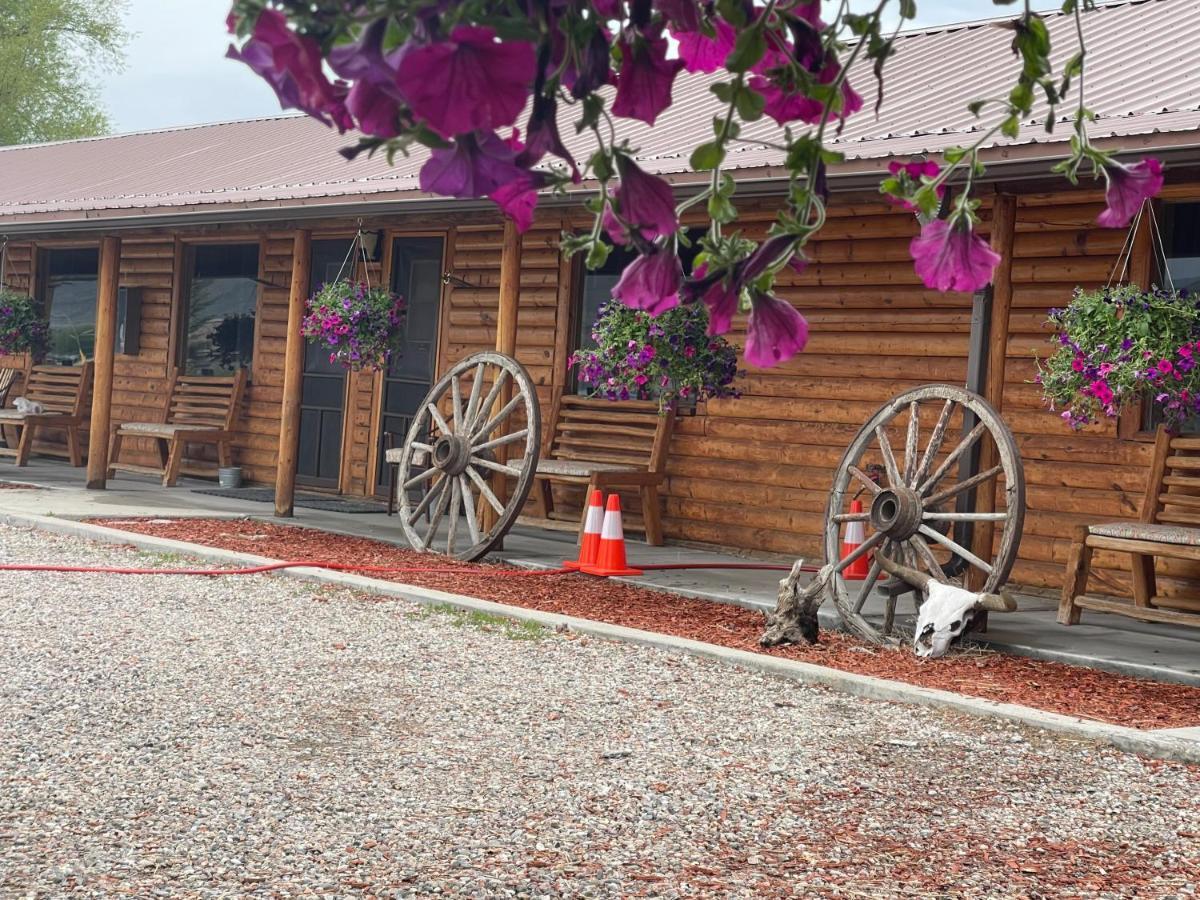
[565,489,604,570]
[581,494,643,577]
[841,498,871,580]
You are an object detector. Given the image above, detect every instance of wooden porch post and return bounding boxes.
[969,192,1018,584]
[86,235,121,490]
[483,218,523,531]
[275,229,312,517]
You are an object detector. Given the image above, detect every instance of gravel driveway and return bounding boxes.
[1,524,1198,899]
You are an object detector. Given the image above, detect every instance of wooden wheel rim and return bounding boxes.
[395,351,542,561]
[822,384,1026,642]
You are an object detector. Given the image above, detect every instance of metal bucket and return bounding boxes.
[217,466,243,490]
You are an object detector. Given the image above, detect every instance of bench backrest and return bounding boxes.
[1142,425,1200,526]
[163,368,247,431]
[23,363,93,417]
[0,367,18,405]
[542,390,674,472]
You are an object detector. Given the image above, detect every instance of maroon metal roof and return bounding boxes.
[1,0,1197,226]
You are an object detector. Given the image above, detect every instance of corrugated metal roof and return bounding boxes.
[1,0,1197,224]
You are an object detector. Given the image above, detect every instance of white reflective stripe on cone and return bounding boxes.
[600,510,624,540]
[846,520,865,543]
[584,504,604,534]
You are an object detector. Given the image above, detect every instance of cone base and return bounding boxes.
[580,564,644,577]
[563,561,582,570]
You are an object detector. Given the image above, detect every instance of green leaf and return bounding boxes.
[690,142,726,171]
[967,99,986,117]
[710,82,735,104]
[735,88,765,122]
[726,27,766,73]
[590,150,613,182]
[586,240,611,270]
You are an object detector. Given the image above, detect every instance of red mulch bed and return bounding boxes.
[0,481,39,489]
[89,516,1200,730]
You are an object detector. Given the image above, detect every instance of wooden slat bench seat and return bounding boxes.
[107,368,247,487]
[0,363,93,466]
[1060,425,1200,627]
[528,390,675,545]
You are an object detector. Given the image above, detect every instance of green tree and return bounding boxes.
[0,0,128,145]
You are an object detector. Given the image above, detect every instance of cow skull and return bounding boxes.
[875,554,1015,658]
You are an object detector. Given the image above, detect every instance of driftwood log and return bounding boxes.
[761,384,1026,651]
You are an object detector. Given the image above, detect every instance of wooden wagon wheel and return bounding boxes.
[823,384,1025,644]
[395,351,541,561]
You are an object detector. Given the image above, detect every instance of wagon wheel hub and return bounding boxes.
[869,486,923,541]
[431,434,471,475]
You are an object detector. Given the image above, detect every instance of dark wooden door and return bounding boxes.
[375,236,445,497]
[297,238,354,488]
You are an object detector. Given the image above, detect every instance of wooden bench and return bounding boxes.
[108,368,247,486]
[530,391,675,545]
[1060,425,1200,627]
[0,363,93,466]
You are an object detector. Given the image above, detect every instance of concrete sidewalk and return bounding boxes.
[3,457,1199,686]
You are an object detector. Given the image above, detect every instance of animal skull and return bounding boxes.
[875,554,1015,658]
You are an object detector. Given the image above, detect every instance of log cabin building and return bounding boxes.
[2,0,1200,600]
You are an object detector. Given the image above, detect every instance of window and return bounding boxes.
[182,243,260,376]
[40,247,99,365]
[570,235,701,393]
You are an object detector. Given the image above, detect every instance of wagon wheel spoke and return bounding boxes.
[831,510,871,523]
[469,370,509,434]
[918,524,993,574]
[922,511,1009,522]
[474,393,523,440]
[848,465,882,497]
[902,400,920,485]
[832,530,884,575]
[427,402,452,438]
[408,474,447,527]
[445,476,461,556]
[473,428,528,454]
[923,464,1004,509]
[451,374,463,432]
[465,464,506,514]
[470,456,522,478]
[464,362,486,428]
[917,421,986,496]
[422,472,454,550]
[875,425,902,488]
[852,556,883,614]
[410,441,433,454]
[908,536,947,581]
[459,473,482,546]
[403,466,438,490]
[912,398,954,489]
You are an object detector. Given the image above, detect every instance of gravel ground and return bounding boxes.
[2,524,1199,899]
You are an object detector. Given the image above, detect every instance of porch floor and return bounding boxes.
[3,458,1199,687]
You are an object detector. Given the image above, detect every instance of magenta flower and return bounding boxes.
[909,217,1000,293]
[346,79,403,138]
[751,59,862,127]
[395,26,536,139]
[1097,158,1164,228]
[655,0,703,33]
[676,19,736,73]
[610,155,678,243]
[1158,359,1175,375]
[490,172,546,233]
[612,250,684,316]
[744,292,809,368]
[227,8,352,130]
[684,235,797,336]
[419,130,526,199]
[612,26,682,126]
[517,93,580,181]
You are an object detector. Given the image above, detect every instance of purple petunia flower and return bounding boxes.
[609,154,678,243]
[1097,158,1164,228]
[909,217,1000,293]
[612,250,684,316]
[675,18,736,73]
[743,292,809,368]
[395,26,536,139]
[612,25,682,126]
[419,130,527,199]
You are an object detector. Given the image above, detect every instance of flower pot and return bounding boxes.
[218,466,243,490]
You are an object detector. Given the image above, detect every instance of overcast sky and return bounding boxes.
[98,0,1020,134]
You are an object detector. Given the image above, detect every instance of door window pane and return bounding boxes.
[184,243,259,376]
[41,248,99,365]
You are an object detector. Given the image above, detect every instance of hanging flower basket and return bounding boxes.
[301,280,406,371]
[570,301,742,412]
[1038,285,1200,429]
[0,291,49,362]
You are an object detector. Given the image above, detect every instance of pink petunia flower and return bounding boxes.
[909,217,1000,293]
[612,249,684,316]
[1097,158,1164,228]
[675,19,737,73]
[744,292,808,367]
[612,25,683,126]
[610,155,678,243]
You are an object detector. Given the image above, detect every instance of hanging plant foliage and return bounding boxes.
[1038,285,1200,429]
[0,290,49,362]
[570,300,741,412]
[301,280,406,371]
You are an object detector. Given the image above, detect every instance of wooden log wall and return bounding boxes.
[0,179,1191,603]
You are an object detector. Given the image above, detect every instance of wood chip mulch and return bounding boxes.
[0,482,39,489]
[89,516,1200,731]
